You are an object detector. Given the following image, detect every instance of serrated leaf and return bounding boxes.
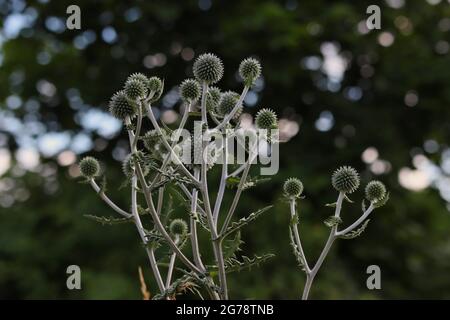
[84,214,133,225]
[152,273,203,300]
[223,231,244,260]
[222,205,273,238]
[289,226,307,271]
[324,215,343,228]
[339,219,370,239]
[222,253,275,273]
[242,176,271,191]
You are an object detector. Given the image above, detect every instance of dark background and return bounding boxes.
[0,0,449,299]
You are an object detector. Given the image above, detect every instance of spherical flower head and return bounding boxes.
[124,79,146,100]
[331,166,360,194]
[206,86,221,112]
[79,156,100,178]
[283,178,304,198]
[216,91,242,119]
[148,76,163,93]
[109,90,137,120]
[169,219,188,237]
[193,53,224,84]
[143,129,166,151]
[255,108,277,129]
[239,57,261,86]
[365,180,386,202]
[127,73,150,90]
[180,79,201,103]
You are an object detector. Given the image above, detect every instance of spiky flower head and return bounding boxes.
[169,219,188,237]
[255,108,277,129]
[365,180,387,202]
[193,53,224,84]
[109,90,137,120]
[124,79,146,100]
[143,129,166,151]
[331,166,360,194]
[180,79,201,103]
[239,57,262,86]
[79,156,100,178]
[127,73,150,89]
[216,91,242,119]
[148,76,163,93]
[283,178,304,198]
[206,86,221,112]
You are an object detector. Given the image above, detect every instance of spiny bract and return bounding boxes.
[255,108,277,129]
[180,79,201,103]
[283,178,304,198]
[216,91,242,119]
[365,180,387,202]
[109,90,137,120]
[239,57,262,86]
[79,156,100,178]
[193,53,224,84]
[169,219,188,237]
[331,166,360,194]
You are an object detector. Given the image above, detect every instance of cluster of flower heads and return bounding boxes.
[284,166,388,206]
[79,52,283,179]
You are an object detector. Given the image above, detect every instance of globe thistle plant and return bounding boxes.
[283,178,304,198]
[239,57,262,87]
[180,79,201,103]
[78,52,283,301]
[331,166,360,194]
[255,108,277,129]
[285,168,389,300]
[216,91,242,119]
[109,90,137,120]
[79,156,100,178]
[365,180,387,202]
[193,53,224,84]
[76,51,384,301]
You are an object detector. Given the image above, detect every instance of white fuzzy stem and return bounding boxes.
[336,204,374,236]
[302,192,344,300]
[89,180,131,218]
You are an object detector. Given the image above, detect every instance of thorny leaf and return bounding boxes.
[84,214,133,225]
[223,231,244,260]
[223,254,275,273]
[289,226,307,271]
[324,216,343,228]
[222,205,273,239]
[339,219,371,239]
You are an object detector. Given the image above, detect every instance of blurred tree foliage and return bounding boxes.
[0,0,449,299]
